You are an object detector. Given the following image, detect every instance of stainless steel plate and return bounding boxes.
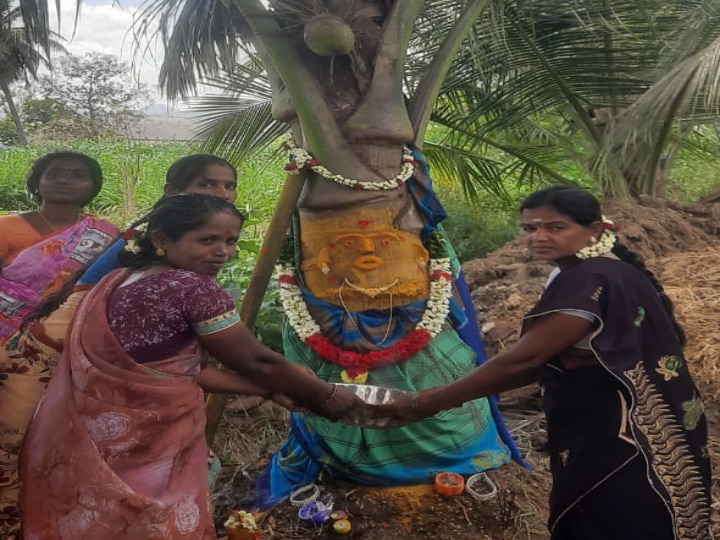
[334,383,410,429]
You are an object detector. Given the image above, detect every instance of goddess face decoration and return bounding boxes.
[300,207,430,312]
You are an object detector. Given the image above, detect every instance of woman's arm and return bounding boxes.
[198,323,362,419]
[196,365,270,396]
[196,363,314,411]
[375,312,594,422]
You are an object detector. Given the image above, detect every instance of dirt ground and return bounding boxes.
[211,195,720,539]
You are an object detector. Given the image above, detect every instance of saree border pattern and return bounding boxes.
[625,362,712,540]
[193,310,241,335]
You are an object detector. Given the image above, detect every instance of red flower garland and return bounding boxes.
[305,329,432,378]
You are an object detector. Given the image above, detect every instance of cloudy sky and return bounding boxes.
[51,0,166,104]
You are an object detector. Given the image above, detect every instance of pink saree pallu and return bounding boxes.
[20,270,216,539]
[0,216,117,344]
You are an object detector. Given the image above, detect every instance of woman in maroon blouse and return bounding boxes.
[20,193,362,540]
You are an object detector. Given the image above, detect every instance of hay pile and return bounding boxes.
[651,248,720,399]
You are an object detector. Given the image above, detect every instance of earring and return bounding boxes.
[156,248,165,257]
[589,236,597,244]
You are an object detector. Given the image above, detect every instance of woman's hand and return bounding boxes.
[308,384,366,422]
[271,392,308,412]
[368,390,440,425]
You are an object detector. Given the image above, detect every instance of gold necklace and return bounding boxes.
[342,278,399,298]
[338,281,394,347]
[37,209,58,232]
[36,209,80,232]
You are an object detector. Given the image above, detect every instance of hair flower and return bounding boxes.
[121,222,148,254]
[576,215,618,259]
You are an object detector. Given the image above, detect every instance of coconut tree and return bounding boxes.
[593,1,720,197]
[137,3,536,496]
[425,0,720,198]
[182,1,720,201]
[0,0,62,145]
[134,0,720,451]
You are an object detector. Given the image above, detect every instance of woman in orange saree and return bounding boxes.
[0,152,117,538]
[20,193,361,539]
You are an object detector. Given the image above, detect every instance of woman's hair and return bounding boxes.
[165,154,237,192]
[26,151,103,205]
[520,186,687,345]
[520,185,602,226]
[118,192,245,270]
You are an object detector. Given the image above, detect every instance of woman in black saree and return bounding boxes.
[373,186,712,540]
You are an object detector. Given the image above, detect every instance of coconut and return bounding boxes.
[304,13,355,56]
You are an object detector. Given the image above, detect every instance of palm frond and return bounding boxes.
[595,33,720,192]
[134,0,251,99]
[423,131,578,204]
[187,57,284,164]
[192,95,286,165]
[16,0,61,55]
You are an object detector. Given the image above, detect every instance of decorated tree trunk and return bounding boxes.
[226,0,522,505]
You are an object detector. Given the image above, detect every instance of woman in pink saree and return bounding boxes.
[20,193,361,539]
[0,152,117,537]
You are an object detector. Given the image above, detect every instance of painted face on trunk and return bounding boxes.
[300,207,429,312]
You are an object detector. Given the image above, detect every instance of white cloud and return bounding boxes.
[49,1,164,101]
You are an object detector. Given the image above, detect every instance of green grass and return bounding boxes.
[2,135,718,265]
[0,139,285,225]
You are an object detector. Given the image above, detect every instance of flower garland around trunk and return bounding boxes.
[283,136,416,191]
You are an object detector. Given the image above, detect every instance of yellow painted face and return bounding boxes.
[300,207,430,312]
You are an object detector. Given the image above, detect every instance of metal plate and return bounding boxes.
[334,383,410,429]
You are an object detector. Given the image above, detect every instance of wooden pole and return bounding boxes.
[204,171,306,444]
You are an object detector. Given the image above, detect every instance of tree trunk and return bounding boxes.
[1,82,28,146]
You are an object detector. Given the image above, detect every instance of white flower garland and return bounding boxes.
[277,265,321,340]
[417,258,453,335]
[576,216,618,260]
[276,258,453,342]
[122,222,148,254]
[283,137,415,191]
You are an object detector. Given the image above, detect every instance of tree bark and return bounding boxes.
[1,82,28,146]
